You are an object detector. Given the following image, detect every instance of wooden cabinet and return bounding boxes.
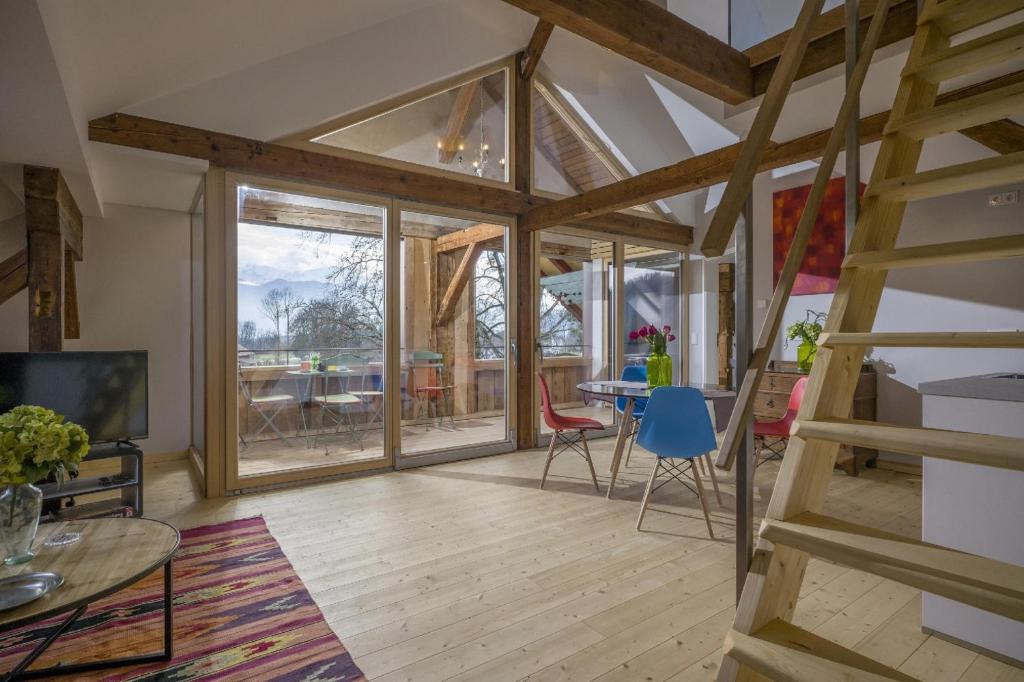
[755,360,878,475]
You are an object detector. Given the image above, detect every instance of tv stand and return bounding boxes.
[40,441,144,519]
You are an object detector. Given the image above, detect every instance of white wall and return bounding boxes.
[0,204,192,457]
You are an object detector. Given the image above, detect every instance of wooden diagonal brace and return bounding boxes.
[436,242,484,326]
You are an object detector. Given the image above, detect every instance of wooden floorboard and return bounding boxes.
[127,436,1020,681]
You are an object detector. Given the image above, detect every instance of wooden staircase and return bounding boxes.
[719,1,1024,680]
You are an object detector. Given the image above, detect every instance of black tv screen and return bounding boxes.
[0,351,148,444]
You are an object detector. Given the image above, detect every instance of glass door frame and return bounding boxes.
[392,200,518,469]
[223,172,396,491]
[528,230,690,448]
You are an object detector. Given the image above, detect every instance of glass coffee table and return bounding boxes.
[0,518,179,679]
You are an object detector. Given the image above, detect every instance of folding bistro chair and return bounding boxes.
[538,373,602,493]
[635,386,722,537]
[409,351,455,430]
[239,369,296,448]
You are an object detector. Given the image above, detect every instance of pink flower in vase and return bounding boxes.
[667,334,676,341]
[628,330,639,341]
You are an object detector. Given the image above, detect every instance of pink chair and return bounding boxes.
[538,373,601,492]
[754,376,808,467]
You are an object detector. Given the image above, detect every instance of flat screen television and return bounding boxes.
[0,351,148,444]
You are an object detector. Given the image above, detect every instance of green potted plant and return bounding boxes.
[786,310,827,373]
[0,405,89,565]
[629,324,676,388]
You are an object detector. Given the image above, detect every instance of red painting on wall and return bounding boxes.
[773,176,864,295]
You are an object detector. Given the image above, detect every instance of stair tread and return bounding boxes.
[762,512,1024,622]
[886,80,1024,139]
[918,0,1024,36]
[865,150,1024,202]
[843,234,1024,269]
[792,417,1024,471]
[725,620,918,682]
[904,21,1024,83]
[818,331,1024,348]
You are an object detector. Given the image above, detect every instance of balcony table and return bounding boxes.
[577,380,736,499]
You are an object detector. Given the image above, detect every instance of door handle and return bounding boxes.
[511,340,519,369]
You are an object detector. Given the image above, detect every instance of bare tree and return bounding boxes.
[259,289,285,347]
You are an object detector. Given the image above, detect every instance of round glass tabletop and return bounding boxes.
[576,380,735,399]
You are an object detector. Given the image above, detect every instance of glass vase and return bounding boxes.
[0,483,43,565]
[796,340,817,373]
[646,352,672,388]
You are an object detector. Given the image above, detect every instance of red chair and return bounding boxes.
[754,376,808,467]
[538,373,601,492]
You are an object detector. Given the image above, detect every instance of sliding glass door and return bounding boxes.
[623,245,685,383]
[536,230,617,435]
[229,181,391,487]
[396,207,515,465]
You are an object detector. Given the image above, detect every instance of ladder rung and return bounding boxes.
[762,512,1024,622]
[904,22,1024,83]
[791,417,1024,471]
[724,620,917,682]
[865,150,1024,202]
[886,80,1024,139]
[818,331,1024,348]
[918,0,1024,36]
[843,234,1024,269]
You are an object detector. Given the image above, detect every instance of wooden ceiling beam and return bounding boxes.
[520,70,1024,232]
[436,223,505,253]
[748,0,918,98]
[501,0,753,104]
[521,19,554,80]
[961,119,1024,154]
[89,112,691,247]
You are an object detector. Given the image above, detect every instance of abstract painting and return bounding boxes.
[773,176,864,295]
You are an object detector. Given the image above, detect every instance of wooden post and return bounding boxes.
[718,263,736,387]
[514,51,537,449]
[24,165,81,351]
[63,247,80,339]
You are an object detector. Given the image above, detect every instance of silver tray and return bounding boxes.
[0,572,64,611]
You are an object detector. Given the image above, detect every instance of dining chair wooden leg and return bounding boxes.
[704,453,722,504]
[689,461,715,539]
[539,432,558,489]
[696,452,707,475]
[580,432,600,493]
[636,458,661,531]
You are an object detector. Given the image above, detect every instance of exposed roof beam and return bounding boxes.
[436,242,484,325]
[519,70,1024,232]
[749,0,918,98]
[436,223,505,252]
[88,113,692,247]
[501,0,753,104]
[521,19,554,80]
[437,81,481,164]
[962,119,1024,154]
[0,249,28,305]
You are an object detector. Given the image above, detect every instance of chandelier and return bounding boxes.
[439,83,505,178]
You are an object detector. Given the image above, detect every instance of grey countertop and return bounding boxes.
[919,373,1024,403]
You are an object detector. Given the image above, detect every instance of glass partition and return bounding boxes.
[623,245,684,383]
[730,0,844,50]
[234,187,388,478]
[537,232,616,433]
[398,209,512,460]
[312,69,508,183]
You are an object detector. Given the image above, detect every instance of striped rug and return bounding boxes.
[0,517,366,681]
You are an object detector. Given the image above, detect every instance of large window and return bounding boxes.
[537,232,616,432]
[234,187,388,478]
[311,69,509,183]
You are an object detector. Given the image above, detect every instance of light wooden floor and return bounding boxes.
[129,439,1021,681]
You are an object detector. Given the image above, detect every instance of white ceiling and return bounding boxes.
[2,0,1019,225]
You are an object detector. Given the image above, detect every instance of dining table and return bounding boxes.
[576,380,737,499]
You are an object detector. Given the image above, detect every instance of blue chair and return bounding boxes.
[635,387,722,537]
[616,365,648,467]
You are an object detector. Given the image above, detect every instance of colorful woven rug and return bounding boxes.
[0,516,365,681]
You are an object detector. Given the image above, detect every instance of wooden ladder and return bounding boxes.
[719,2,1024,680]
